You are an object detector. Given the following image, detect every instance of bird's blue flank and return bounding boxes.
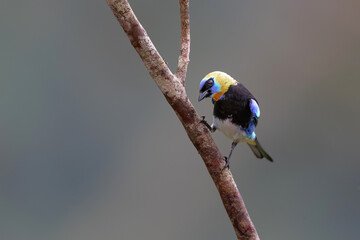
[243,120,257,139]
[250,131,256,140]
[244,99,260,139]
[250,99,260,118]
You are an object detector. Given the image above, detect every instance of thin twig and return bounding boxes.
[106,1,260,239]
[175,0,190,85]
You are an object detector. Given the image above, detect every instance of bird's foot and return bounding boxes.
[222,156,230,170]
[200,116,216,132]
[200,116,211,130]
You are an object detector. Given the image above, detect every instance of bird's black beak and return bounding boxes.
[198,90,209,102]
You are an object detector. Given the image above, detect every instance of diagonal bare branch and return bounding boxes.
[175,0,190,85]
[106,1,260,239]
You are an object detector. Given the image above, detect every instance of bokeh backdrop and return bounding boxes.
[1,0,359,239]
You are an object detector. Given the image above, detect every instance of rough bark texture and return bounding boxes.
[175,0,190,85]
[106,1,260,239]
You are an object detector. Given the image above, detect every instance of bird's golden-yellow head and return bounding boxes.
[198,71,238,102]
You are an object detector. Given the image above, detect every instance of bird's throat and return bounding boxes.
[212,91,225,101]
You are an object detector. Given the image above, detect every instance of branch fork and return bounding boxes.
[106,1,260,239]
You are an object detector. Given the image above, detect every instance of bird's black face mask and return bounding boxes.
[198,78,214,101]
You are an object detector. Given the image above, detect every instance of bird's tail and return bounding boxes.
[247,138,273,162]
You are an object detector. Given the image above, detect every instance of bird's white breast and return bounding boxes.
[212,117,248,143]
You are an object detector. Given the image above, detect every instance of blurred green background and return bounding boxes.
[1,0,359,239]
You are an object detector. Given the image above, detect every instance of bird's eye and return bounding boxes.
[207,78,214,85]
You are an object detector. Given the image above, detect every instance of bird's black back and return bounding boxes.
[213,83,257,128]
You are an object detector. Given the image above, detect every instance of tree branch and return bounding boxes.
[175,0,190,85]
[106,0,260,239]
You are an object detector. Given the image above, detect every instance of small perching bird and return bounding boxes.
[198,71,273,169]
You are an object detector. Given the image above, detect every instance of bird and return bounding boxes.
[198,71,273,169]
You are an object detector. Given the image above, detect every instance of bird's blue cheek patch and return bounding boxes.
[211,81,222,97]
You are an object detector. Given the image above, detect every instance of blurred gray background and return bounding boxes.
[1,0,359,239]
